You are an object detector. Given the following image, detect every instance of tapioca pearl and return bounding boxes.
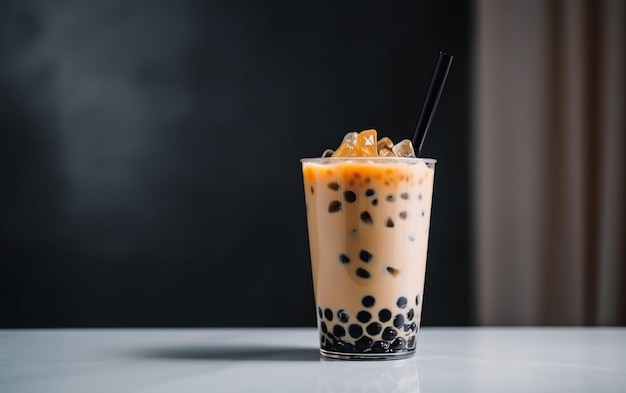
[327,332,336,341]
[421,210,425,217]
[399,211,408,219]
[408,322,417,332]
[385,217,394,227]
[366,322,382,335]
[360,211,373,224]
[408,235,415,242]
[407,308,415,321]
[334,340,346,352]
[390,337,406,351]
[357,310,372,323]
[384,180,390,186]
[333,324,346,338]
[364,177,371,184]
[418,193,422,200]
[407,335,416,349]
[400,192,409,199]
[359,250,373,263]
[310,186,314,194]
[386,267,400,277]
[335,341,354,353]
[372,198,378,206]
[344,190,357,203]
[318,307,323,319]
[397,296,408,309]
[349,324,363,339]
[415,294,420,306]
[382,327,398,341]
[328,182,339,190]
[372,340,390,353]
[324,308,333,321]
[321,321,328,333]
[393,314,405,329]
[386,194,395,202]
[355,336,374,351]
[338,309,350,323]
[365,188,375,197]
[356,268,371,279]
[378,309,392,322]
[328,200,342,213]
[361,295,375,308]
[339,253,350,264]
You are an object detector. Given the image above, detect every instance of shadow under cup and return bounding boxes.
[301,157,436,360]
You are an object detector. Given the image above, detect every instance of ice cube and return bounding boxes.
[331,132,358,157]
[376,137,394,157]
[332,142,353,157]
[377,137,393,151]
[353,129,378,156]
[343,132,358,143]
[391,139,416,157]
[379,148,394,157]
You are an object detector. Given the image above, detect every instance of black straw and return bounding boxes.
[412,51,454,156]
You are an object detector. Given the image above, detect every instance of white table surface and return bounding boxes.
[0,328,624,392]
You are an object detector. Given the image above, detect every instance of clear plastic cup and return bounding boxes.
[302,157,436,360]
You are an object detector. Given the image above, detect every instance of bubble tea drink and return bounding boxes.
[302,129,436,360]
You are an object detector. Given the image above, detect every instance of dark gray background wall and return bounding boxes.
[0,0,473,327]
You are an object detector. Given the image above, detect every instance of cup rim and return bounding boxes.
[300,157,437,164]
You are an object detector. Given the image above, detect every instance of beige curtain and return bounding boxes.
[475,0,625,325]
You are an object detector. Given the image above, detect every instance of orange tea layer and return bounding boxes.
[302,158,435,354]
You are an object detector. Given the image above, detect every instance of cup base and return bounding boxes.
[320,348,416,361]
